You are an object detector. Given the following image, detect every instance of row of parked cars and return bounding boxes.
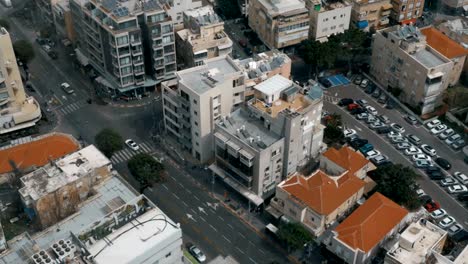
[353,76,396,109]
[425,119,466,151]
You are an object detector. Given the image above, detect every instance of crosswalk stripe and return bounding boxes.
[69,104,79,111]
[120,150,133,160]
[62,107,72,114]
[140,143,152,152]
[111,156,119,163]
[113,153,126,163]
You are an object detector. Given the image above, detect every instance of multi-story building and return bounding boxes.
[350,0,392,31]
[159,0,202,30]
[161,56,245,163]
[325,192,409,264]
[390,0,424,24]
[35,0,58,25]
[308,0,352,42]
[70,0,176,97]
[420,26,468,86]
[370,25,453,115]
[18,145,113,228]
[437,18,468,48]
[0,28,42,134]
[176,5,233,68]
[248,0,310,49]
[52,0,76,43]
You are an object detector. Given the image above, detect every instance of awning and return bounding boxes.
[95,76,113,88]
[74,48,89,66]
[356,20,369,29]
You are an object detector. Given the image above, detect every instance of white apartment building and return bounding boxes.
[160,0,202,30]
[308,0,352,42]
[370,25,453,115]
[176,5,233,68]
[0,28,41,134]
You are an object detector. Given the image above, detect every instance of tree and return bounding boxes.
[127,153,165,192]
[216,0,241,19]
[13,40,35,64]
[277,222,314,252]
[369,164,421,210]
[94,128,124,157]
[323,113,344,144]
[0,19,10,30]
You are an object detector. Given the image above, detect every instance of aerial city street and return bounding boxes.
[0,0,467,263]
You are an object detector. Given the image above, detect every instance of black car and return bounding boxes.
[426,166,441,174]
[365,85,376,94]
[385,100,396,109]
[435,157,451,170]
[350,138,368,149]
[244,47,253,56]
[376,126,391,134]
[338,98,353,106]
[47,51,58,59]
[458,193,468,201]
[428,170,444,180]
[350,108,366,115]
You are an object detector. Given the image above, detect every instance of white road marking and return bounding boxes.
[222,235,231,243]
[227,224,234,229]
[172,193,180,200]
[186,189,192,194]
[186,214,196,222]
[217,216,224,221]
[194,196,200,201]
[209,224,217,232]
[249,257,258,264]
[199,216,206,222]
[198,207,207,215]
[236,247,245,255]
[162,185,169,190]
[355,126,362,131]
[239,233,246,239]
[190,208,196,214]
[182,201,188,207]
[259,249,265,254]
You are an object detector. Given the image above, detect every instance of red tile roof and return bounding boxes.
[322,146,370,176]
[0,134,79,174]
[335,193,408,253]
[280,171,365,215]
[421,27,468,59]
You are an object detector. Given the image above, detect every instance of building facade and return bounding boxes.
[308,0,352,42]
[350,0,392,31]
[0,28,41,134]
[70,0,176,97]
[52,0,76,43]
[35,0,58,25]
[437,18,468,48]
[248,0,310,49]
[370,25,453,115]
[176,6,233,68]
[390,0,424,24]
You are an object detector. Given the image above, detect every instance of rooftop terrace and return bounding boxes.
[184,5,220,26]
[412,47,448,68]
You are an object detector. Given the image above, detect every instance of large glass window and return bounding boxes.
[162,24,173,34]
[116,36,128,45]
[119,57,130,65]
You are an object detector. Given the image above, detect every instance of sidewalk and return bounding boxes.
[101,94,158,108]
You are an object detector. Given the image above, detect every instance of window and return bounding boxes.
[333,16,336,19]
[162,35,174,44]
[165,252,171,258]
[162,24,173,34]
[195,132,199,137]
[322,27,328,32]
[339,24,344,28]
[194,121,198,126]
[119,57,130,65]
[289,208,297,216]
[194,110,198,115]
[116,36,128,45]
[331,25,336,30]
[193,99,197,104]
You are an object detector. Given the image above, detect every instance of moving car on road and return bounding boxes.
[189,245,206,263]
[60,82,74,94]
[125,139,140,151]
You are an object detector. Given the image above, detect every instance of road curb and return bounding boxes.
[105,100,153,108]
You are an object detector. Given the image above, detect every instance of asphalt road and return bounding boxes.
[323,83,468,228]
[2,4,293,263]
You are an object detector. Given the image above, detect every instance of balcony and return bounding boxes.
[133,59,144,66]
[132,48,143,56]
[135,78,145,85]
[134,69,144,76]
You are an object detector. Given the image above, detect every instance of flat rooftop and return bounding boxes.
[184,5,220,26]
[19,145,110,201]
[178,56,240,94]
[236,51,290,80]
[386,220,446,264]
[251,92,311,118]
[258,0,307,15]
[217,108,282,151]
[412,47,448,68]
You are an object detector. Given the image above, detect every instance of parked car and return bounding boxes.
[426,119,442,129]
[448,184,467,194]
[430,209,447,219]
[370,155,388,166]
[366,115,377,124]
[365,106,378,115]
[416,189,426,197]
[189,245,206,263]
[435,158,451,170]
[350,108,366,115]
[430,124,447,135]
[354,75,362,85]
[428,170,444,180]
[412,154,431,162]
[387,131,403,139]
[360,79,369,88]
[359,143,374,154]
[338,98,353,106]
[451,139,465,150]
[372,89,380,98]
[445,134,461,145]
[404,146,422,156]
[344,129,356,138]
[47,50,58,59]
[447,224,464,236]
[392,136,409,144]
[396,142,412,150]
[356,113,369,120]
[365,85,376,94]
[125,139,140,151]
[439,216,456,229]
[378,94,387,104]
[441,177,458,186]
[438,128,454,140]
[347,103,360,111]
[60,82,74,94]
[424,200,440,212]
[365,150,381,159]
[458,193,468,201]
[385,100,396,109]
[390,123,405,133]
[404,115,418,125]
[376,126,391,134]
[377,115,390,124]
[356,99,368,107]
[350,138,368,149]
[369,122,386,130]
[415,159,431,168]
[454,172,468,185]
[406,134,422,145]
[420,144,437,157]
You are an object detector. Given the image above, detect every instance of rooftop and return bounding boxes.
[91,0,163,20]
[322,146,371,176]
[250,92,311,118]
[335,192,408,253]
[279,170,365,215]
[178,56,241,94]
[236,50,291,80]
[0,133,80,174]
[412,47,448,68]
[216,108,283,151]
[258,0,307,16]
[386,220,446,264]
[184,5,220,26]
[311,0,352,11]
[420,27,468,59]
[19,145,110,201]
[440,18,468,35]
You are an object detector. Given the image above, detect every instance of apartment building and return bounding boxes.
[210,76,325,205]
[0,28,42,134]
[70,0,176,97]
[162,56,244,163]
[36,0,58,25]
[18,145,113,228]
[442,0,468,13]
[370,25,453,115]
[390,0,424,24]
[308,0,352,42]
[248,0,310,49]
[350,0,392,31]
[176,6,233,68]
[437,18,468,48]
[421,27,468,86]
[325,193,409,264]
[160,0,202,30]
[52,0,76,43]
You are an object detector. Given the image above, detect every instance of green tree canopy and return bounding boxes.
[370,164,421,210]
[127,153,165,189]
[217,0,241,19]
[94,128,124,157]
[0,19,10,30]
[324,113,344,143]
[13,40,35,64]
[277,222,314,252]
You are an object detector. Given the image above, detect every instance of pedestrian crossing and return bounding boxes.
[56,101,87,115]
[323,95,340,104]
[110,141,154,164]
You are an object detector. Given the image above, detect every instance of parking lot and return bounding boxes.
[322,77,468,229]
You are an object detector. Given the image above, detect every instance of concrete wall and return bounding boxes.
[351,0,391,30]
[310,5,352,41]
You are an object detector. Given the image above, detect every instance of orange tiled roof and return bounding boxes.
[335,192,408,253]
[0,134,79,174]
[421,27,468,59]
[322,146,370,176]
[280,170,365,215]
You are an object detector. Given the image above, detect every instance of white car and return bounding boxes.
[390,123,405,133]
[387,131,402,139]
[439,216,456,229]
[365,150,381,159]
[412,154,431,162]
[125,139,140,151]
[445,134,461,145]
[189,246,206,263]
[366,115,377,124]
[391,136,408,144]
[447,224,464,235]
[426,119,441,129]
[365,106,378,115]
[448,184,468,194]
[396,142,412,150]
[356,113,369,120]
[441,177,458,186]
[430,124,447,135]
[404,146,422,156]
[344,129,357,138]
[415,189,425,197]
[60,82,74,94]
[420,144,437,157]
[438,128,454,140]
[431,209,447,219]
[356,99,368,107]
[360,79,369,88]
[453,172,468,185]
